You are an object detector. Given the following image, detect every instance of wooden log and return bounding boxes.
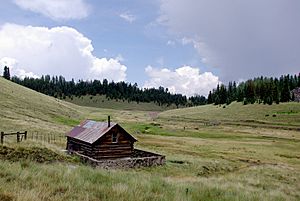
[93,149,132,154]
[95,144,131,148]
[93,150,132,154]
[1,132,3,144]
[98,148,132,152]
[17,132,20,143]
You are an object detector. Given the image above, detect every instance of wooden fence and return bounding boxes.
[1,131,66,145]
[1,131,27,144]
[28,131,66,144]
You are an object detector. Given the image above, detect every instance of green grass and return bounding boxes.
[159,102,300,128]
[52,116,81,127]
[0,77,300,201]
[64,94,179,111]
[0,77,84,135]
[0,143,75,163]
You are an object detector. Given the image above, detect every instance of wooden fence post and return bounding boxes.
[1,132,4,144]
[17,132,20,143]
[24,131,27,140]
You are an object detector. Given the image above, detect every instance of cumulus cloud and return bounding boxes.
[90,58,127,82]
[0,57,39,79]
[144,65,219,97]
[159,0,300,81]
[0,57,18,69]
[15,69,40,79]
[119,12,136,23]
[13,0,90,20]
[0,23,127,81]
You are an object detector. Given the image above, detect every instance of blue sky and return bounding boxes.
[0,0,299,96]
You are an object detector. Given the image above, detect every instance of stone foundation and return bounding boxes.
[74,149,165,169]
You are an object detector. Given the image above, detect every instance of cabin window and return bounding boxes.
[112,133,118,143]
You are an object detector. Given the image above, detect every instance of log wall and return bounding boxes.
[67,125,135,160]
[67,137,93,156]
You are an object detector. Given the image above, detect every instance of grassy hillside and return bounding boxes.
[0,77,155,134]
[159,101,300,129]
[64,95,179,111]
[1,77,300,201]
[0,77,84,134]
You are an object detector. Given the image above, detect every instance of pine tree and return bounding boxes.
[3,66,10,80]
[274,85,280,104]
[227,81,233,104]
[214,84,220,105]
[245,80,255,104]
[232,81,237,101]
[207,91,213,104]
[280,76,290,102]
[219,84,227,104]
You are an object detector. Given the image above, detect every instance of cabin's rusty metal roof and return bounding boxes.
[66,120,137,144]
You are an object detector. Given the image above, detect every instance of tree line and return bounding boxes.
[207,74,300,105]
[3,66,299,107]
[10,75,197,107]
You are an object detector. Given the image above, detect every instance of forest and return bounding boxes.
[10,74,190,107]
[3,66,300,107]
[208,74,300,105]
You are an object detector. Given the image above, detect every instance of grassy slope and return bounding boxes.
[159,101,300,128]
[0,77,153,136]
[64,95,179,111]
[0,77,83,134]
[0,77,300,201]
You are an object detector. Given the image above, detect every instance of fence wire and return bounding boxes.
[1,131,66,147]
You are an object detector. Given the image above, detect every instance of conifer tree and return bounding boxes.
[280,76,290,102]
[3,66,10,80]
[207,91,213,104]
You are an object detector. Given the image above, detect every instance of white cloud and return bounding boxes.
[0,57,39,79]
[0,57,18,69]
[166,40,175,46]
[159,0,300,81]
[15,69,40,79]
[13,0,90,20]
[90,58,126,82]
[119,12,136,23]
[0,23,127,82]
[115,54,124,62]
[144,65,219,97]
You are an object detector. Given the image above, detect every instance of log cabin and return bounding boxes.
[66,117,137,160]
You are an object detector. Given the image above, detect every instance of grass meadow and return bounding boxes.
[0,77,300,201]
